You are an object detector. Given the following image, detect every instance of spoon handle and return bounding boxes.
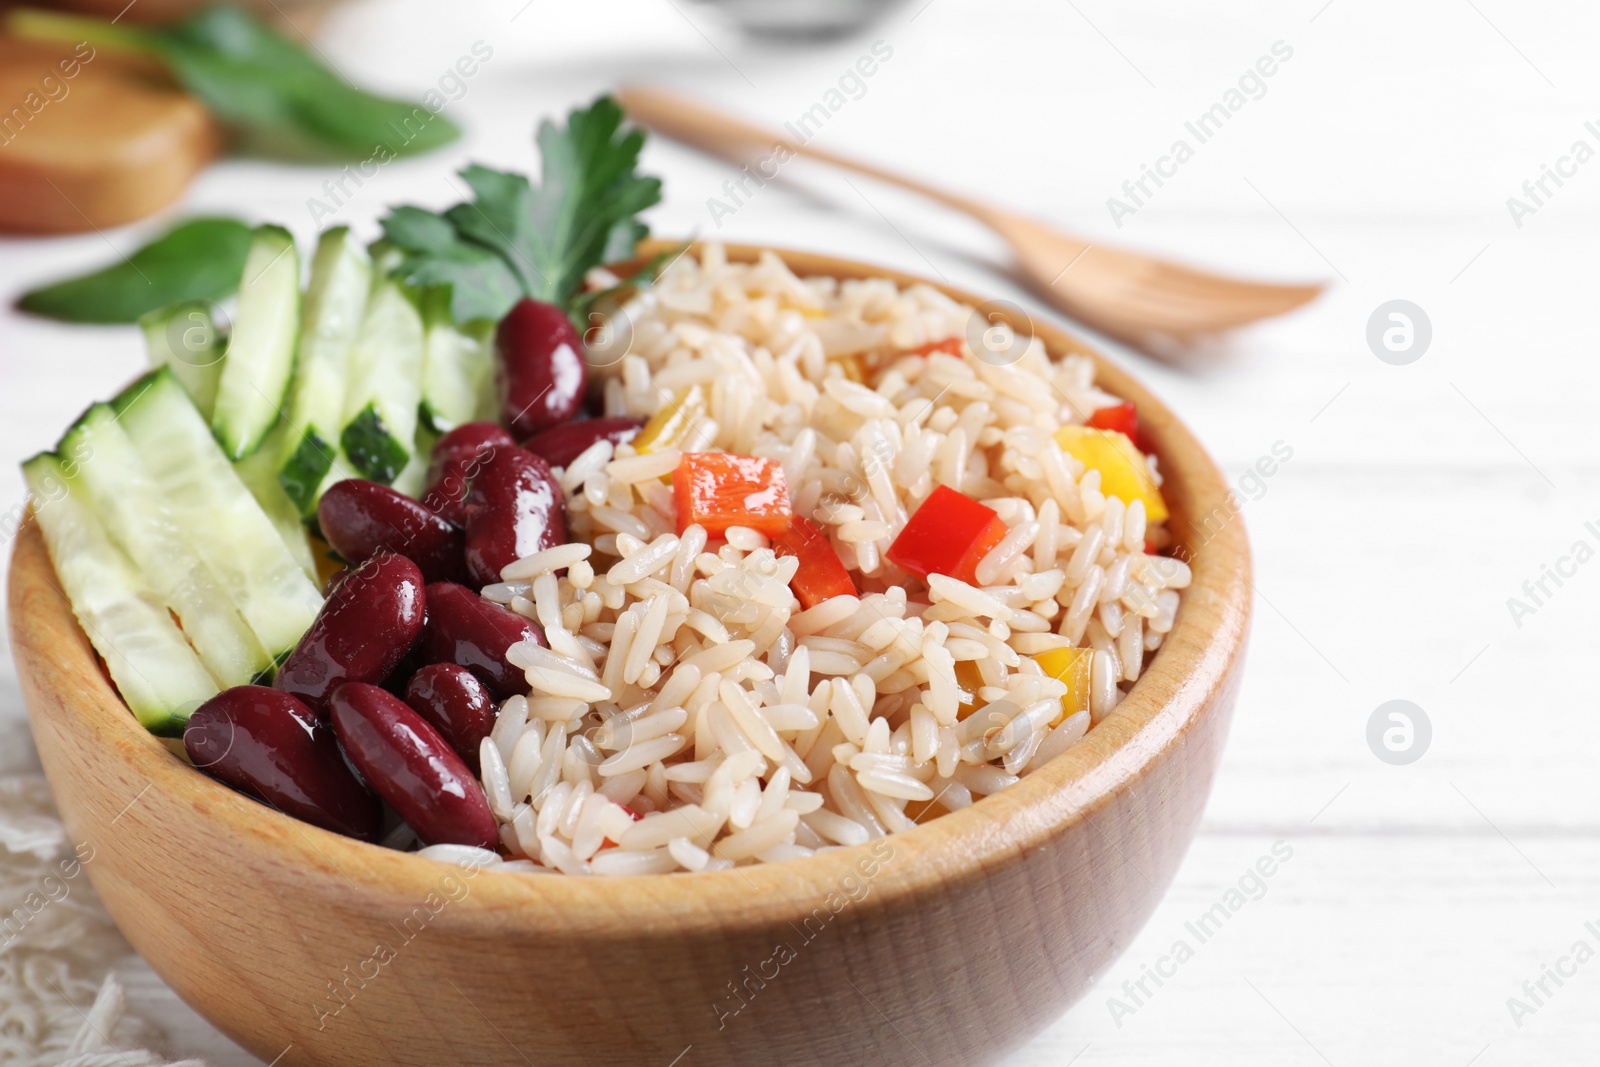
[614,85,996,221]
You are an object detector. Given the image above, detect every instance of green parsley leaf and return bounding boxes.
[382,96,662,324]
[378,207,525,324]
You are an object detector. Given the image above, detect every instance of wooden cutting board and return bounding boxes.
[47,0,336,28]
[0,39,219,234]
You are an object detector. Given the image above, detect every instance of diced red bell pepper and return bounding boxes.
[772,515,857,608]
[673,453,792,536]
[886,484,1009,587]
[602,804,645,850]
[1086,402,1140,448]
[907,337,964,357]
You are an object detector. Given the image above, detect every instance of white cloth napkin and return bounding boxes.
[0,771,205,1067]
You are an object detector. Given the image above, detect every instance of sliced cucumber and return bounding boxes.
[23,452,218,734]
[278,228,371,514]
[60,405,271,687]
[468,319,500,422]
[391,422,437,499]
[236,422,319,583]
[139,301,225,419]
[368,241,404,276]
[313,451,365,508]
[341,279,423,483]
[419,288,496,433]
[116,369,322,658]
[211,226,301,461]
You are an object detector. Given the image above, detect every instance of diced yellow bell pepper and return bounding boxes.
[635,384,707,454]
[833,354,865,383]
[1053,425,1169,522]
[1033,646,1092,726]
[954,659,985,720]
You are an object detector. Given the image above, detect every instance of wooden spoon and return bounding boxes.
[0,38,219,234]
[616,85,1324,358]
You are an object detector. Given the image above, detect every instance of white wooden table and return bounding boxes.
[2,0,1596,1063]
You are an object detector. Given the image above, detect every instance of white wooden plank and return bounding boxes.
[1008,834,1600,1066]
[1204,468,1600,832]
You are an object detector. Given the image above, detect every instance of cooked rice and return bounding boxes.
[474,245,1188,875]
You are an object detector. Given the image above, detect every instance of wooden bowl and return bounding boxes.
[7,244,1251,1067]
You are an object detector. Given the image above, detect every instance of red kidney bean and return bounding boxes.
[328,683,498,849]
[184,686,380,841]
[404,663,496,774]
[420,581,544,699]
[422,423,517,525]
[463,446,567,586]
[433,422,519,470]
[522,416,643,469]
[381,653,422,699]
[497,298,587,438]
[317,479,467,584]
[275,553,426,713]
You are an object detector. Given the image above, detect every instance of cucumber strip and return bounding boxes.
[313,451,364,508]
[341,280,424,483]
[139,301,225,419]
[419,288,495,433]
[278,228,371,514]
[116,369,322,658]
[467,319,500,422]
[391,423,437,499]
[211,226,301,461]
[237,422,319,582]
[23,452,218,734]
[368,241,404,276]
[60,405,271,687]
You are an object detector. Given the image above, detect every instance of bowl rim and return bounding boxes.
[11,239,1251,938]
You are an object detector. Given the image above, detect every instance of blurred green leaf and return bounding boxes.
[149,7,459,160]
[7,5,459,161]
[16,217,253,323]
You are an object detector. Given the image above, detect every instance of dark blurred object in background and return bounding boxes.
[688,0,911,40]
